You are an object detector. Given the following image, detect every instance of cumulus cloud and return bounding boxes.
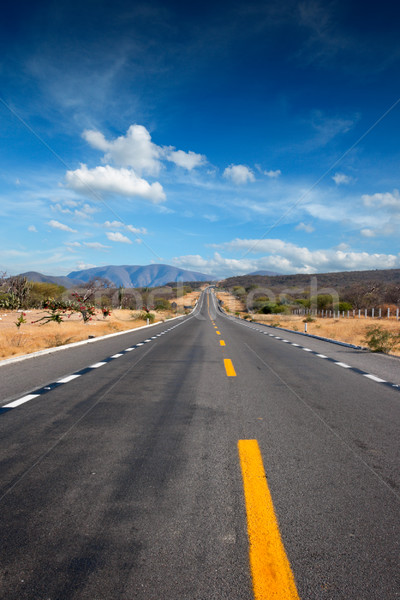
[192,237,400,276]
[165,149,206,170]
[223,164,255,185]
[83,125,162,176]
[47,219,77,233]
[28,225,37,232]
[66,164,166,203]
[83,124,206,175]
[106,231,132,244]
[362,189,400,210]
[332,173,351,185]
[295,222,315,233]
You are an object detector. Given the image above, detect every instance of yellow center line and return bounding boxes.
[220,340,226,346]
[224,358,236,376]
[238,440,300,600]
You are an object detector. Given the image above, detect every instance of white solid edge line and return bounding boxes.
[4,394,40,408]
[363,374,387,383]
[57,374,81,383]
[335,362,352,368]
[89,362,107,368]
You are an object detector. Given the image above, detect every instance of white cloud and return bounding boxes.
[362,189,400,210]
[360,228,376,238]
[65,241,81,247]
[201,238,400,275]
[103,221,147,234]
[104,220,124,228]
[295,222,315,233]
[106,231,132,244]
[332,173,351,185]
[47,219,77,233]
[83,125,162,176]
[66,164,166,203]
[223,164,255,185]
[28,225,37,232]
[126,224,148,235]
[76,261,96,270]
[264,169,281,178]
[83,242,110,249]
[74,203,98,218]
[52,202,72,214]
[83,124,207,175]
[165,149,206,171]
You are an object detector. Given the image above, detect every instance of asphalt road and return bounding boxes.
[0,289,399,599]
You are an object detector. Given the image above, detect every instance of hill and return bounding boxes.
[219,268,400,308]
[19,271,85,288]
[247,270,281,276]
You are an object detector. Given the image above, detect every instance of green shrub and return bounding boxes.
[303,315,316,323]
[334,301,353,312]
[363,326,400,353]
[154,298,171,311]
[136,310,155,323]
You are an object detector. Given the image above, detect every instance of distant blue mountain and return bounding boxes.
[20,264,214,288]
[247,270,281,276]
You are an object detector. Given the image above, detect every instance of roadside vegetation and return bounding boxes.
[216,270,400,356]
[0,273,202,360]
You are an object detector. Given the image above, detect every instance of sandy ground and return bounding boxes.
[216,291,400,356]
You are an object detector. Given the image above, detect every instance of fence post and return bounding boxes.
[347,310,350,318]
[388,307,390,319]
[397,308,399,321]
[379,308,382,319]
[365,309,367,318]
[372,308,374,319]
[358,309,361,318]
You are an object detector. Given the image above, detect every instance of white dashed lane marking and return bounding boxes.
[225,313,400,393]
[363,374,386,383]
[2,316,191,412]
[4,394,40,408]
[57,374,81,383]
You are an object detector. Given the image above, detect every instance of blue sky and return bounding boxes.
[1,0,400,279]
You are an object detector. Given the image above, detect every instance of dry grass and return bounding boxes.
[250,313,400,356]
[215,291,400,355]
[216,291,246,314]
[173,289,201,309]
[0,306,180,361]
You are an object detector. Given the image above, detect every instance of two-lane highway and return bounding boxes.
[1,288,399,599]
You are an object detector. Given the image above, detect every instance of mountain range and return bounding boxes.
[19,264,214,289]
